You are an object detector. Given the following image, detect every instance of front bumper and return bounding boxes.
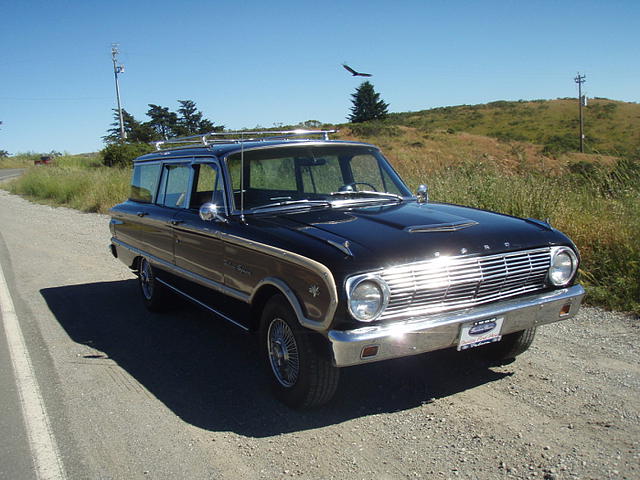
[328,284,586,367]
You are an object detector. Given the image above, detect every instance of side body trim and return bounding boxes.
[155,278,249,331]
[212,231,339,329]
[251,278,325,330]
[112,238,249,302]
[112,237,336,331]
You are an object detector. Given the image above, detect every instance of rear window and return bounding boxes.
[130,164,161,203]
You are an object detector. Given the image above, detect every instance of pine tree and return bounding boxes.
[176,100,223,135]
[348,81,389,123]
[146,104,179,140]
[103,109,155,143]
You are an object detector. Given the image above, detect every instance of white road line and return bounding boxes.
[0,261,66,479]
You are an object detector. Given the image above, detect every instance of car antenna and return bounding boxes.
[240,132,246,224]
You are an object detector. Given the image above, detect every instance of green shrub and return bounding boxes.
[101,142,154,168]
[542,134,580,156]
[488,130,528,143]
[348,123,400,138]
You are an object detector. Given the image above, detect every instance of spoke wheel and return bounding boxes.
[267,318,300,387]
[138,258,169,312]
[260,295,339,409]
[140,258,154,300]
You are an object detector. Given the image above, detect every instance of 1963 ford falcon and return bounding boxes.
[109,130,585,408]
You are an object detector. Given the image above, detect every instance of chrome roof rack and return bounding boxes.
[151,129,338,151]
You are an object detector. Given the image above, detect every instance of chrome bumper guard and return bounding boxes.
[328,284,586,367]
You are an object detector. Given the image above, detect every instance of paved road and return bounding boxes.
[0,188,638,480]
[0,169,25,182]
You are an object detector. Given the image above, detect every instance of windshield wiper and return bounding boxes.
[250,199,332,212]
[328,190,404,202]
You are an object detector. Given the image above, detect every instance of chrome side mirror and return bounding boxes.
[199,203,227,223]
[416,184,429,203]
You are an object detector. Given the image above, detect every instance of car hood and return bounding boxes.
[258,201,571,269]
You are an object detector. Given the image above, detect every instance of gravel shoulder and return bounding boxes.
[0,188,638,480]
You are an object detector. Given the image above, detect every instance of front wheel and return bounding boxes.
[480,327,537,362]
[260,295,339,409]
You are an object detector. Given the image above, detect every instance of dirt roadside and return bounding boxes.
[0,188,638,480]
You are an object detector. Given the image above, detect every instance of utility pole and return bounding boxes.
[574,73,586,153]
[111,44,126,140]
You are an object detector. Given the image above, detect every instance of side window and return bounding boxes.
[157,164,192,208]
[190,163,223,208]
[130,164,161,203]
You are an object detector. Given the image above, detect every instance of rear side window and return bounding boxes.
[157,165,192,208]
[130,164,161,203]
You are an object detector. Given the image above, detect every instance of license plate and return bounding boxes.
[457,317,504,351]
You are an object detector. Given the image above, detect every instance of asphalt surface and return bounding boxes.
[0,184,638,480]
[0,169,25,182]
[0,317,35,479]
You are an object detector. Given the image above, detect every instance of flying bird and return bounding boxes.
[342,64,372,77]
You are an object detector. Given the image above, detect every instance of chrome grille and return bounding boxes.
[379,248,551,320]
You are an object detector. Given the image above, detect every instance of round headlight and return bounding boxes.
[347,277,389,322]
[548,247,578,286]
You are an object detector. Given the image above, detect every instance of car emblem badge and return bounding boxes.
[309,285,320,298]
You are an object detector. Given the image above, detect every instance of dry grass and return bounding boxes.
[4,155,129,213]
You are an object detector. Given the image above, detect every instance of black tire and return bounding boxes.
[480,327,537,362]
[259,295,339,409]
[138,257,169,312]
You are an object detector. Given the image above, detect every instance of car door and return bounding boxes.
[171,160,226,284]
[114,161,176,264]
[139,160,194,265]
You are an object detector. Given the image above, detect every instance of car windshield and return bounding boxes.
[226,145,412,211]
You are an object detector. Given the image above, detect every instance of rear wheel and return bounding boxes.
[138,258,169,312]
[480,327,537,362]
[260,295,339,409]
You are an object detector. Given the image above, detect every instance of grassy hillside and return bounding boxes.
[382,98,640,158]
[337,126,619,184]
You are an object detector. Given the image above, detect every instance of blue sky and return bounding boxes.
[1,0,638,154]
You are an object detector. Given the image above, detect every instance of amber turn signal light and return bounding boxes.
[559,304,572,317]
[361,345,379,358]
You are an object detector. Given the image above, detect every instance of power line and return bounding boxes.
[574,73,586,153]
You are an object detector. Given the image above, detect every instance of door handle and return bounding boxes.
[170,219,184,226]
[136,211,148,217]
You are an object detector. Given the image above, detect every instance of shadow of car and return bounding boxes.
[40,280,512,437]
